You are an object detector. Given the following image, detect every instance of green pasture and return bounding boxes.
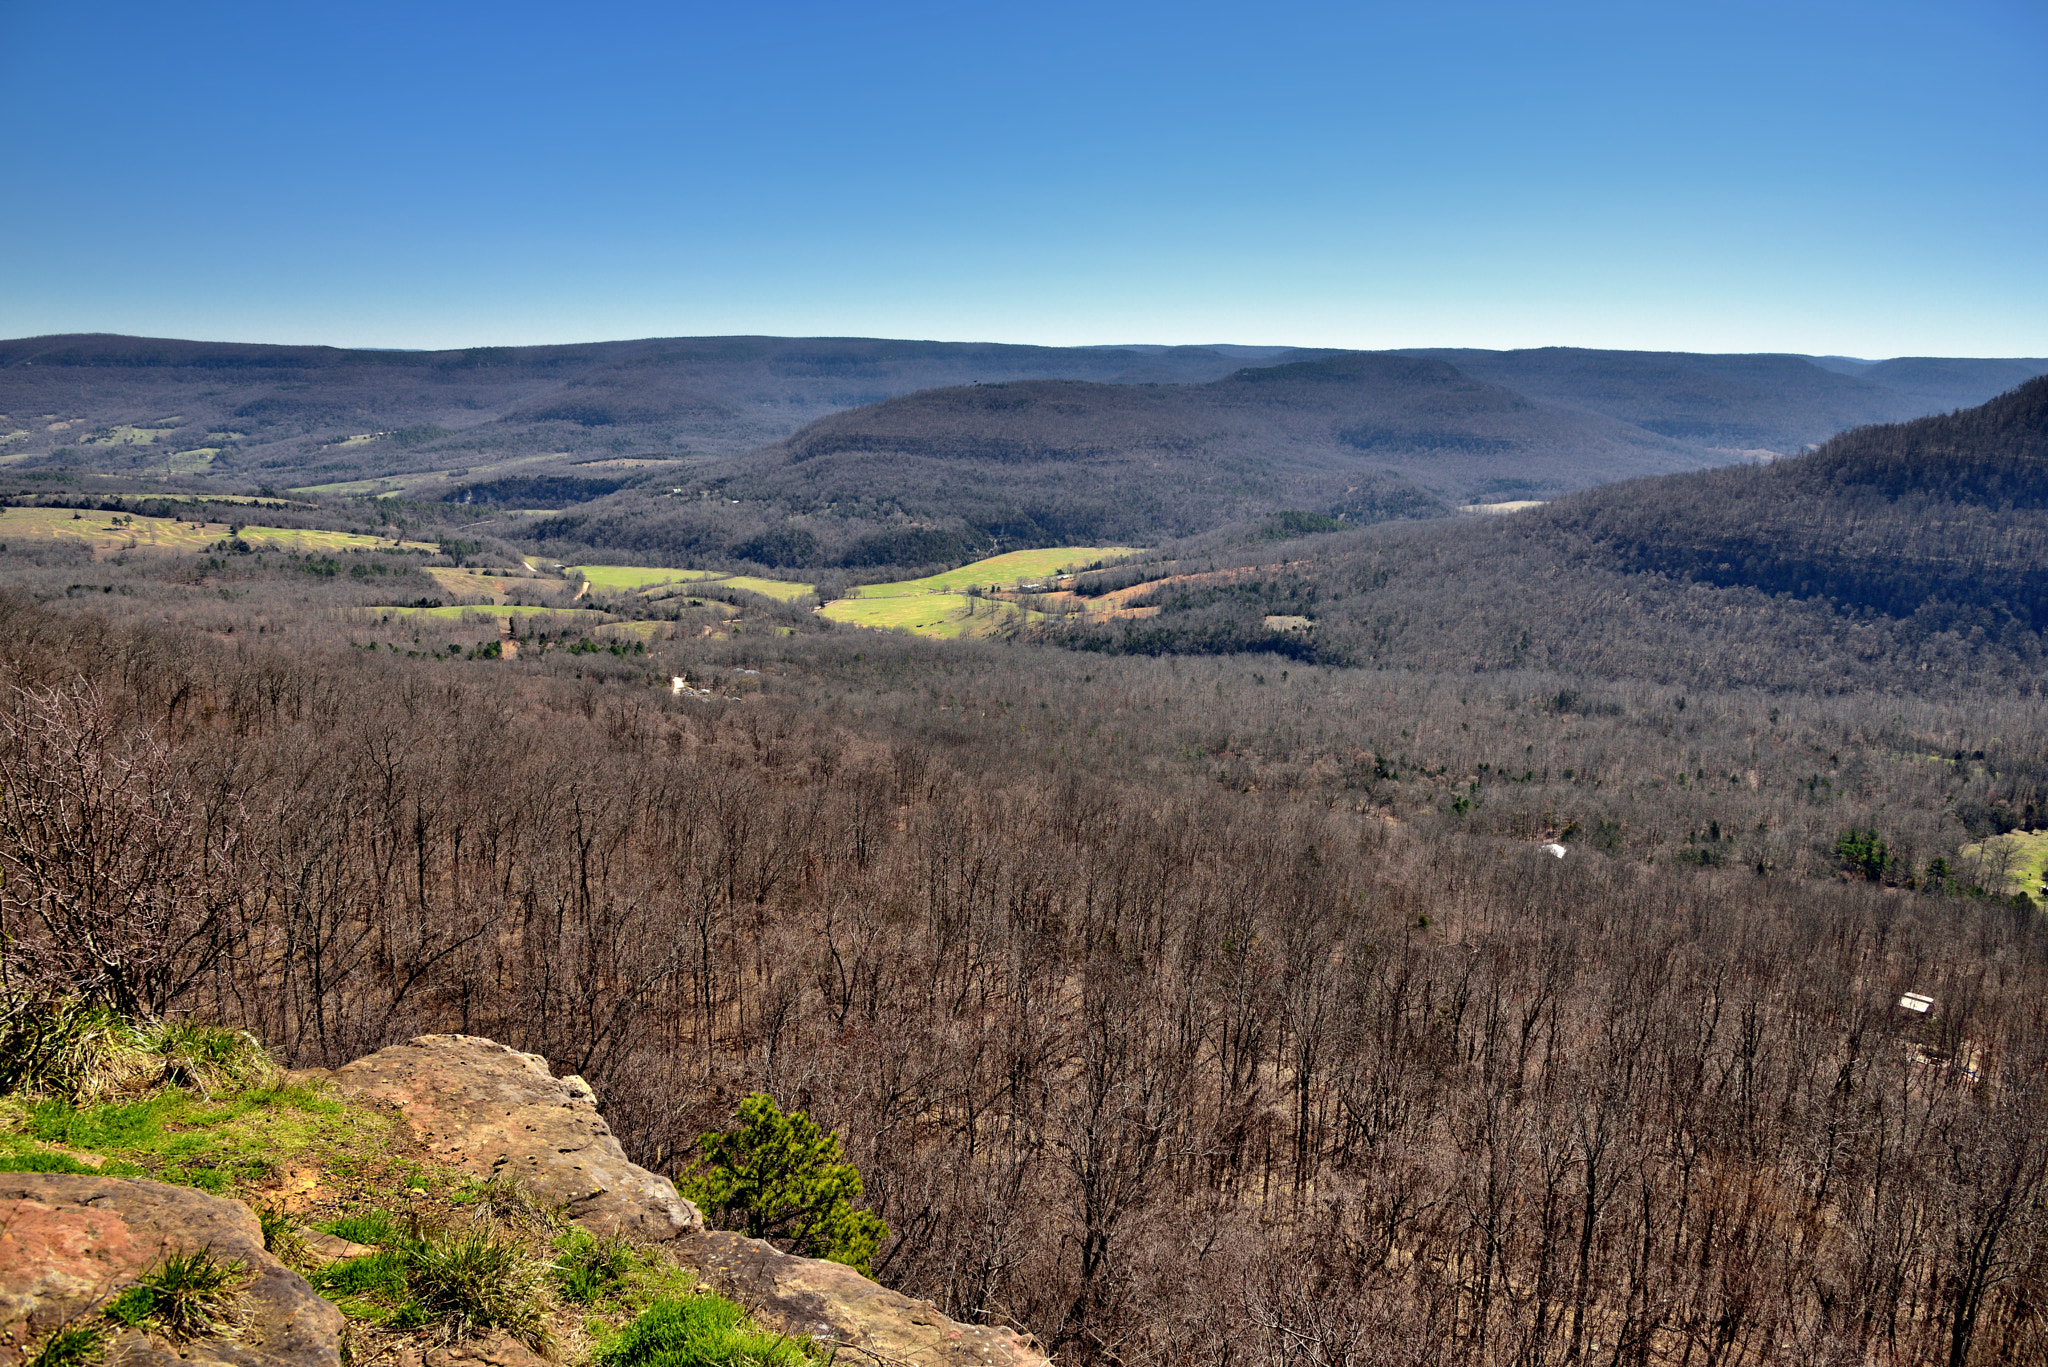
[722,574,814,601]
[165,448,219,473]
[821,592,1040,639]
[568,565,815,600]
[80,424,169,447]
[850,546,1142,598]
[572,565,723,592]
[1960,829,2048,894]
[0,506,434,554]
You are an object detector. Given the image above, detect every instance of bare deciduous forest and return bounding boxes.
[7,382,2048,1367]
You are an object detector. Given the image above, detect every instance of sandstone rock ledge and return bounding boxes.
[316,1035,703,1244]
[0,1174,343,1367]
[324,1035,1049,1367]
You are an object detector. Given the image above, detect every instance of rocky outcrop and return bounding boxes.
[315,1034,703,1244]
[677,1227,1049,1367]
[324,1034,1049,1367]
[0,1174,343,1367]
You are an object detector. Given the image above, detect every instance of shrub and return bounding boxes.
[0,993,271,1102]
[596,1295,815,1367]
[679,1094,888,1275]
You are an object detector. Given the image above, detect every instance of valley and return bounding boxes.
[6,348,2048,1367]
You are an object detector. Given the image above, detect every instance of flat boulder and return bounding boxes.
[0,1174,342,1367]
[316,1034,703,1243]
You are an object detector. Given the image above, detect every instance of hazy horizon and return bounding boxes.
[4,0,2043,356]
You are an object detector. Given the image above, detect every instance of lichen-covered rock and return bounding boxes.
[317,1034,703,1243]
[0,1174,343,1367]
[677,1228,1049,1367]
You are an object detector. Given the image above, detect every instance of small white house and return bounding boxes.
[1539,843,1568,859]
[1899,992,1934,1014]
[671,675,687,696]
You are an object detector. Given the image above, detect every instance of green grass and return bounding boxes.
[25,1322,110,1367]
[164,449,220,473]
[0,1016,803,1367]
[114,1249,250,1341]
[1960,829,2048,894]
[719,576,814,602]
[6,1082,387,1196]
[848,546,1143,599]
[820,593,1044,639]
[595,1295,819,1367]
[79,425,164,447]
[567,566,815,601]
[0,506,435,554]
[573,566,723,592]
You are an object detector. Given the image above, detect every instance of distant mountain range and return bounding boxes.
[3,332,2041,571]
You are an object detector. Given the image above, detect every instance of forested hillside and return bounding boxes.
[1537,375,2048,629]
[1041,377,2048,689]
[7,334,2041,577]
[5,501,2048,1365]
[523,354,1701,568]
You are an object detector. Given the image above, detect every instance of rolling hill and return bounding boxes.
[522,353,1712,567]
[0,333,1317,495]
[1399,347,2047,452]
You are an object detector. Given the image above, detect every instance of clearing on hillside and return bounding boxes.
[0,506,436,555]
[849,547,1144,599]
[1959,829,2048,895]
[568,566,815,600]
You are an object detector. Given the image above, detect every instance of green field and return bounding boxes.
[164,448,220,473]
[80,424,171,447]
[849,546,1143,598]
[572,564,724,592]
[821,593,1045,638]
[722,574,814,601]
[0,506,435,554]
[1960,829,2048,894]
[569,565,815,600]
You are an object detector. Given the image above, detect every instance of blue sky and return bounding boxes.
[2,1,2043,355]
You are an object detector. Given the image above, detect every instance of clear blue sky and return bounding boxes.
[3,1,2043,355]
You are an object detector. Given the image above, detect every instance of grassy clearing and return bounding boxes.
[0,506,435,555]
[1959,829,2048,894]
[851,546,1143,599]
[820,593,1043,639]
[573,566,724,592]
[568,567,814,601]
[719,575,813,602]
[163,449,219,474]
[79,425,165,447]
